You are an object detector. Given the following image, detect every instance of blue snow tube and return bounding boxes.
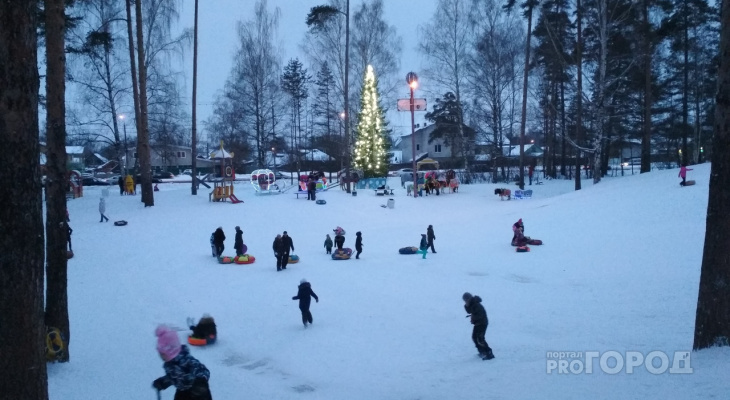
[399,246,418,254]
[332,248,352,260]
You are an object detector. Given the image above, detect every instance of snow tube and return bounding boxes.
[399,246,418,254]
[234,254,256,264]
[332,248,352,260]
[45,327,66,361]
[288,254,300,264]
[527,239,542,245]
[188,335,217,346]
[516,246,530,253]
[114,220,127,226]
[316,199,326,205]
[218,256,234,264]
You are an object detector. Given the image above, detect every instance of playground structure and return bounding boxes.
[67,170,83,199]
[251,169,282,194]
[208,142,242,203]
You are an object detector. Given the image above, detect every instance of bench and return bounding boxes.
[374,187,394,196]
[295,191,309,199]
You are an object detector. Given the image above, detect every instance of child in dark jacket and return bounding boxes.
[292,279,319,327]
[324,234,333,254]
[462,292,494,360]
[355,231,363,259]
[188,314,217,343]
[419,234,428,259]
[153,325,213,399]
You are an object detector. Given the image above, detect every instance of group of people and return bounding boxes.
[151,284,493,399]
[324,227,363,259]
[272,231,295,271]
[304,171,325,201]
[211,226,246,258]
[116,175,136,195]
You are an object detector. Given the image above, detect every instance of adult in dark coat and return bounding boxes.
[212,227,225,257]
[511,218,528,246]
[354,231,363,259]
[279,231,294,269]
[292,278,318,327]
[427,225,436,253]
[307,178,317,201]
[273,234,283,271]
[334,233,345,251]
[463,292,494,360]
[118,176,125,195]
[234,226,244,256]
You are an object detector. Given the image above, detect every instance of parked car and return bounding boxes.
[153,171,174,179]
[135,174,162,183]
[182,169,192,175]
[82,177,111,186]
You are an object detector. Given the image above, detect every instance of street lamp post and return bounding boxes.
[407,72,419,198]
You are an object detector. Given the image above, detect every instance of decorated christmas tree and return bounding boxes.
[353,65,390,178]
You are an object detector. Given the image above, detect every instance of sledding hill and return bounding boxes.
[52,163,728,399]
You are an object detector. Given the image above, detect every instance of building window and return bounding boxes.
[177,151,186,158]
[416,144,420,151]
[434,144,442,153]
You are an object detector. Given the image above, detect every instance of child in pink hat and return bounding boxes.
[153,325,212,399]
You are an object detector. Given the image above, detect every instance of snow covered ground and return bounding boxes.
[49,164,729,399]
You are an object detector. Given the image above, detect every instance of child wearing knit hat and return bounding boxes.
[152,325,213,399]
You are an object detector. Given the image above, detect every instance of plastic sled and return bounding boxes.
[527,239,542,245]
[681,180,695,186]
[516,246,530,253]
[188,335,217,346]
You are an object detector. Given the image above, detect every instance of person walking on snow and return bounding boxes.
[419,234,428,259]
[427,225,436,253]
[98,197,109,222]
[462,292,494,360]
[355,231,363,259]
[279,231,294,270]
[152,325,213,399]
[324,234,333,254]
[273,234,283,271]
[292,278,318,327]
[212,227,226,257]
[679,164,693,186]
[234,226,244,256]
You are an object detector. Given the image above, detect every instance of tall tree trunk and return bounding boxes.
[693,0,730,350]
[0,1,49,398]
[641,0,652,173]
[44,0,70,363]
[575,0,583,190]
[518,7,534,190]
[592,0,608,184]
[125,0,141,175]
[191,0,199,195]
[682,0,690,165]
[135,0,154,206]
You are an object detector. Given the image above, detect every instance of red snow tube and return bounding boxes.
[188,335,217,346]
[218,256,234,264]
[234,254,256,264]
[516,246,530,253]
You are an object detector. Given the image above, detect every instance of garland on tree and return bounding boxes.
[353,65,390,178]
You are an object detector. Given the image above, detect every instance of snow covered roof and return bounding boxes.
[299,149,333,161]
[503,144,534,157]
[94,153,109,163]
[407,151,429,163]
[210,148,233,159]
[66,146,85,155]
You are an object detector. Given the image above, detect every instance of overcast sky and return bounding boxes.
[176,0,440,137]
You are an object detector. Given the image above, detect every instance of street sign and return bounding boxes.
[397,98,426,112]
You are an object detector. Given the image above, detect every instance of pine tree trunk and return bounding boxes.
[575,0,583,190]
[0,1,49,398]
[518,7,533,190]
[125,0,141,174]
[191,0,199,195]
[693,0,730,350]
[44,0,70,363]
[641,0,652,173]
[134,0,154,206]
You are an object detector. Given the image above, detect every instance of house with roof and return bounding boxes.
[394,122,475,164]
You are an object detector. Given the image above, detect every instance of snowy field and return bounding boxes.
[49,164,729,399]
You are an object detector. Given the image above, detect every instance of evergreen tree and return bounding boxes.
[353,65,389,178]
[281,58,311,164]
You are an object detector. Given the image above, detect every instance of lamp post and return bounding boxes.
[406,72,419,198]
[118,114,129,176]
